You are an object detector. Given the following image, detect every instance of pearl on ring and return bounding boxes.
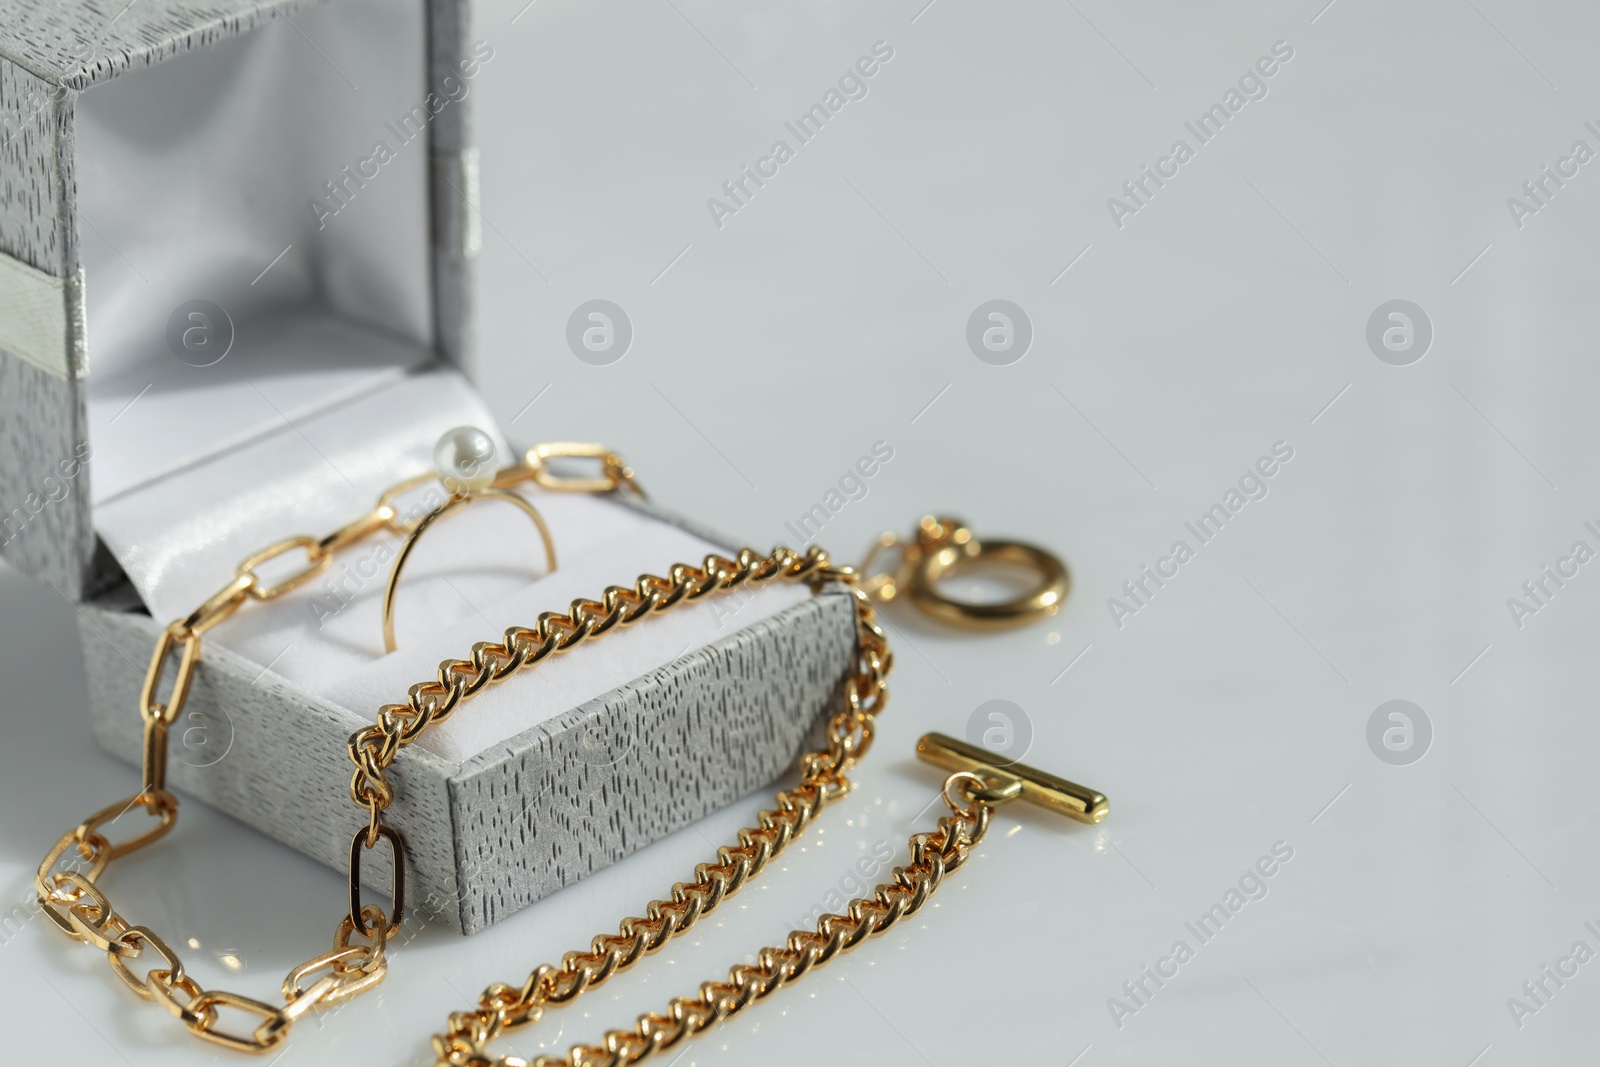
[434,426,498,494]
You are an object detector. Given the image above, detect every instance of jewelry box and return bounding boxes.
[0,0,856,934]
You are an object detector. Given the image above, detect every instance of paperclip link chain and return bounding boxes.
[33,444,650,1053]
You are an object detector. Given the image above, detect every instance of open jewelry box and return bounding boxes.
[0,0,856,933]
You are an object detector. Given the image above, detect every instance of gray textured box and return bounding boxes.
[3,0,859,934]
[79,557,857,934]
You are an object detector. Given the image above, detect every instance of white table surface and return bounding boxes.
[6,0,1600,1063]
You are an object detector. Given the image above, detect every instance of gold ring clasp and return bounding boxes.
[380,488,557,653]
[863,516,1068,630]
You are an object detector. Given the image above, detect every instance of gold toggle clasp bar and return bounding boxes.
[915,733,1108,823]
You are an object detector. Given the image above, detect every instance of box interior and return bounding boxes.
[91,370,813,766]
[71,3,813,764]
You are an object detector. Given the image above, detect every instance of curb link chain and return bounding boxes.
[432,779,995,1067]
[425,556,921,1065]
[430,564,893,1066]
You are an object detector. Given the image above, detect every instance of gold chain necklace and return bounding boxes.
[35,442,1105,1061]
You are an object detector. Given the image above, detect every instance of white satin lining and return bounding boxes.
[75,0,434,504]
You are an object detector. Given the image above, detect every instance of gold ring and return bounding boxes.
[380,489,557,653]
[893,516,1069,631]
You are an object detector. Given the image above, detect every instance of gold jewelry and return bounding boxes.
[382,428,561,652]
[434,733,1104,1067]
[34,443,1093,1063]
[381,487,557,653]
[860,514,1071,629]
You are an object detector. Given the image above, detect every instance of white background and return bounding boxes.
[6,0,1600,1064]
